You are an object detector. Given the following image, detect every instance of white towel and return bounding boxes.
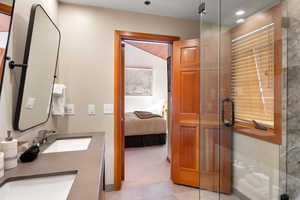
[52,84,66,115]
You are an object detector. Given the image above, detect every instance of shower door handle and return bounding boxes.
[222,98,235,127]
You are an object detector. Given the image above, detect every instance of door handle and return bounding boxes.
[222,98,235,127]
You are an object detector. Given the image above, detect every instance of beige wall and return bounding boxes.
[57,3,200,185]
[0,14,10,32]
[0,0,58,142]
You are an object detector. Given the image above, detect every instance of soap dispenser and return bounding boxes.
[0,130,18,169]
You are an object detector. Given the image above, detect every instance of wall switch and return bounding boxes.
[88,104,96,115]
[104,104,114,114]
[65,104,75,115]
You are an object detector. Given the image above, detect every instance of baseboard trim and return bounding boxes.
[233,188,251,200]
[105,184,115,192]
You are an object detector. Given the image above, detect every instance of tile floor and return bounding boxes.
[105,180,241,200]
[105,145,240,200]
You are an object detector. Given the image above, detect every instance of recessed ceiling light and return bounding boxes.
[144,1,151,6]
[236,18,245,24]
[236,10,245,16]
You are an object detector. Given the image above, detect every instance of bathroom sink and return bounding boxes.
[43,137,91,153]
[0,174,76,200]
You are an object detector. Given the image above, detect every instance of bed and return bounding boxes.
[124,112,167,147]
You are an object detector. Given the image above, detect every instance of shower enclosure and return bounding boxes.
[197,0,299,199]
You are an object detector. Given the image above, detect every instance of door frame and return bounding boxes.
[0,3,13,15]
[114,30,180,190]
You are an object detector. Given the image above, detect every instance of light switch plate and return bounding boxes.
[65,104,75,115]
[88,104,96,115]
[104,104,114,114]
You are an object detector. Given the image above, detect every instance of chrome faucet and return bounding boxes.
[37,130,56,145]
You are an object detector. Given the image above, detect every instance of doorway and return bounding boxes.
[123,39,170,187]
[114,30,180,190]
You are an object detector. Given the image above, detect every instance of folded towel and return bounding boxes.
[134,111,162,119]
[52,84,66,115]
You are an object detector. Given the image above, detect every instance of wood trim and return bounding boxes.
[114,30,180,190]
[0,3,12,15]
[0,49,5,82]
[115,30,180,43]
[114,31,122,191]
[235,122,280,144]
[231,4,282,145]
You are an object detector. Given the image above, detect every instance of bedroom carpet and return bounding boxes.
[105,145,240,200]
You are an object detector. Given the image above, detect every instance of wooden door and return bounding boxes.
[171,39,200,187]
[171,38,232,193]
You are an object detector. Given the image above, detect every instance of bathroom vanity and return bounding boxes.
[0,132,105,200]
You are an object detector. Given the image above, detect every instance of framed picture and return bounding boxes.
[125,67,153,96]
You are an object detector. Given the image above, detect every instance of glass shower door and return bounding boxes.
[199,0,225,199]
[199,0,283,199]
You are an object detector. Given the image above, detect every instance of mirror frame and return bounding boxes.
[14,4,61,131]
[0,0,16,98]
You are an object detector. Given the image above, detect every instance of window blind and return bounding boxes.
[231,24,275,127]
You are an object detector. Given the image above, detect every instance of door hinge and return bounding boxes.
[198,3,206,15]
[282,17,290,29]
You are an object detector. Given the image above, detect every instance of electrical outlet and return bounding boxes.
[104,104,114,114]
[65,104,75,115]
[88,104,96,115]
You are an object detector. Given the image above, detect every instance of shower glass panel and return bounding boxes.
[199,0,284,199]
[199,0,223,199]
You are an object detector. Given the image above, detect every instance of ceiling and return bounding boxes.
[59,0,280,25]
